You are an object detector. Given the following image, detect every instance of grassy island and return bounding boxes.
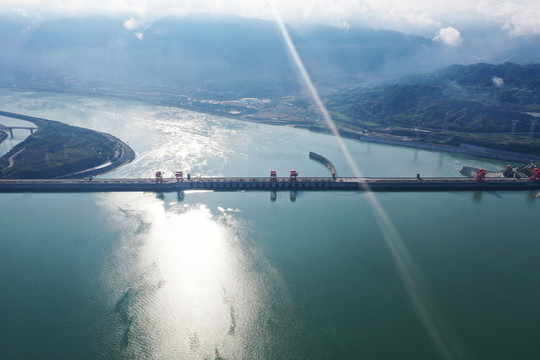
[0,114,134,179]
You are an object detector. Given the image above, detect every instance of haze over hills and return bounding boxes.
[328,62,540,133]
[1,12,540,155]
[1,13,540,99]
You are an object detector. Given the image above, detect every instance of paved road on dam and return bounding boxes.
[1,176,540,193]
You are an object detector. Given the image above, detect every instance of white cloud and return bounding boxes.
[134,32,144,40]
[493,76,504,86]
[123,17,141,30]
[340,20,350,31]
[369,3,441,29]
[477,0,540,35]
[1,0,539,35]
[434,26,463,46]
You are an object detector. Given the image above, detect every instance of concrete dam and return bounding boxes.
[1,176,540,193]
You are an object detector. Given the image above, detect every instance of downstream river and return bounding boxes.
[1,90,539,360]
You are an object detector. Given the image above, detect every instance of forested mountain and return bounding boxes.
[328,63,540,133]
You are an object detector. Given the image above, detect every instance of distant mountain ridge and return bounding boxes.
[1,14,539,99]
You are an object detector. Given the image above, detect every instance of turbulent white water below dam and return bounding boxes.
[1,90,539,360]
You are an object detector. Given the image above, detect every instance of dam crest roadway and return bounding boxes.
[2,152,540,193]
[1,174,540,193]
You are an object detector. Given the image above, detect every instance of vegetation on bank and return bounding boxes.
[367,128,540,156]
[163,62,540,156]
[327,63,540,133]
[3,62,540,159]
[0,120,124,179]
[320,62,540,155]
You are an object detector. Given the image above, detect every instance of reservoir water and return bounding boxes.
[1,90,539,359]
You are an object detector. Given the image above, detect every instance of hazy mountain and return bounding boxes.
[1,14,539,99]
[328,63,540,133]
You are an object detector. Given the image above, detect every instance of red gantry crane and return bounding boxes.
[531,168,540,181]
[290,170,298,181]
[476,168,486,182]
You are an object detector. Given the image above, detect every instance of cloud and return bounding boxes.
[372,4,441,29]
[493,76,504,86]
[123,17,141,30]
[0,1,457,28]
[477,0,540,35]
[134,32,144,40]
[340,20,350,31]
[2,0,540,36]
[434,26,463,46]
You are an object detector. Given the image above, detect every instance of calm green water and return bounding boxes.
[1,91,539,359]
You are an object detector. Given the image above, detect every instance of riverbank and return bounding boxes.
[66,88,540,165]
[2,88,539,166]
[57,132,135,179]
[343,131,540,165]
[0,111,135,179]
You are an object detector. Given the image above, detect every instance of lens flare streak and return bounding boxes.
[271,4,470,359]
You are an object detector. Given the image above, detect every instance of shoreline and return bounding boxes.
[62,88,540,165]
[1,88,539,166]
[335,129,540,165]
[0,110,136,179]
[57,132,135,179]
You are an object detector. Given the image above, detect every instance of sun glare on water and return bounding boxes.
[99,192,282,359]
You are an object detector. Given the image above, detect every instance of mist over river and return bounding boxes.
[1,90,539,360]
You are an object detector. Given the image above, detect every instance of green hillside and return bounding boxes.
[328,63,540,133]
[0,120,121,179]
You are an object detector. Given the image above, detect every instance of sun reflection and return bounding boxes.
[99,192,283,359]
[118,111,237,178]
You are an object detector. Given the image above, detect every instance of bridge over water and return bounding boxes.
[0,124,37,137]
[0,110,42,139]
